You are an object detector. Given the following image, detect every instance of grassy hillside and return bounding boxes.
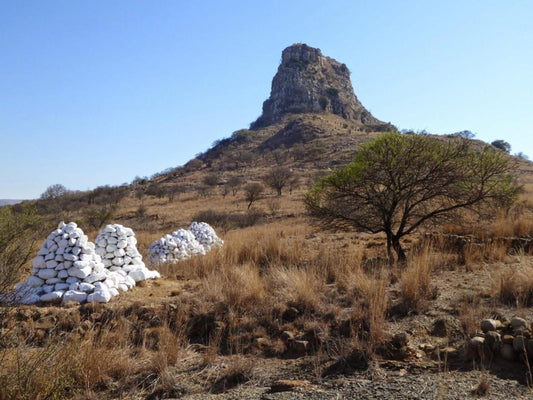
[2,121,533,399]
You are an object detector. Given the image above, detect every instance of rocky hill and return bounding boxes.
[251,43,383,128]
[180,44,393,179]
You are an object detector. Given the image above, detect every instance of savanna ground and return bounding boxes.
[2,160,533,399]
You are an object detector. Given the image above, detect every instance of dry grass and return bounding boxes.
[6,180,533,398]
[267,266,324,313]
[208,355,254,393]
[491,255,533,307]
[200,263,267,311]
[365,272,389,346]
[458,293,486,336]
[0,311,187,399]
[489,215,533,238]
[149,220,390,361]
[399,245,435,312]
[0,344,79,400]
[472,374,490,396]
[156,222,309,280]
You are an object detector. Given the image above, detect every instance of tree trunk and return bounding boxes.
[392,236,407,265]
[386,235,393,263]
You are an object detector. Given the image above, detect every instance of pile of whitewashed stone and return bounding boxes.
[13,222,159,304]
[95,224,160,282]
[189,222,224,251]
[148,222,223,265]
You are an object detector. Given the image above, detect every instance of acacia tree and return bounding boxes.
[263,166,293,196]
[244,183,264,209]
[40,184,68,200]
[227,176,243,196]
[305,132,520,263]
[491,139,511,153]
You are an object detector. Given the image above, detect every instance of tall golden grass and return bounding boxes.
[400,244,434,312]
[5,190,533,398]
[491,253,533,307]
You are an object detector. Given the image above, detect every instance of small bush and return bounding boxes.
[492,261,533,306]
[400,245,435,312]
[0,204,43,294]
[84,206,116,229]
[244,183,264,209]
[192,209,263,231]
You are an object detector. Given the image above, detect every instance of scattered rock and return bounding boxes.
[484,331,502,354]
[501,343,516,361]
[467,337,485,361]
[269,380,311,393]
[510,317,527,332]
[512,335,527,353]
[291,340,308,356]
[281,330,296,342]
[481,319,500,333]
[502,334,514,345]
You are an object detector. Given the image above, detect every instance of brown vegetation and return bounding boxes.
[2,123,533,398]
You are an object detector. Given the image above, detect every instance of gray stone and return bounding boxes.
[37,268,57,280]
[87,289,111,303]
[27,276,44,287]
[513,335,528,353]
[63,290,87,303]
[501,343,516,361]
[511,317,528,331]
[291,340,308,356]
[484,331,502,353]
[40,290,64,302]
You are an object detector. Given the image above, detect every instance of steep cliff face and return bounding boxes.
[251,44,382,128]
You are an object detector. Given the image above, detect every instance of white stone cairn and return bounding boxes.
[189,221,224,251]
[94,223,160,283]
[13,222,160,305]
[148,221,223,265]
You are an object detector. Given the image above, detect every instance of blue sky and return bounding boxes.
[1,1,532,199]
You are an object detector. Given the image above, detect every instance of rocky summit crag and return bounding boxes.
[252,43,382,128]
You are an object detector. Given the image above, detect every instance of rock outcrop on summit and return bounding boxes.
[251,43,382,128]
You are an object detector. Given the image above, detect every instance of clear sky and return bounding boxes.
[1,1,532,199]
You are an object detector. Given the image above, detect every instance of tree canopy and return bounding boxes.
[263,166,294,196]
[491,139,511,153]
[305,132,521,263]
[40,184,68,200]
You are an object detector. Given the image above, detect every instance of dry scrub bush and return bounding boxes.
[458,293,486,336]
[162,221,392,357]
[463,240,508,271]
[489,215,533,238]
[0,312,187,399]
[443,203,533,240]
[311,245,364,287]
[0,204,43,295]
[492,257,533,307]
[200,263,267,311]
[209,355,254,393]
[400,245,434,312]
[0,344,79,400]
[161,224,307,279]
[74,332,136,391]
[267,266,324,313]
[365,273,388,346]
